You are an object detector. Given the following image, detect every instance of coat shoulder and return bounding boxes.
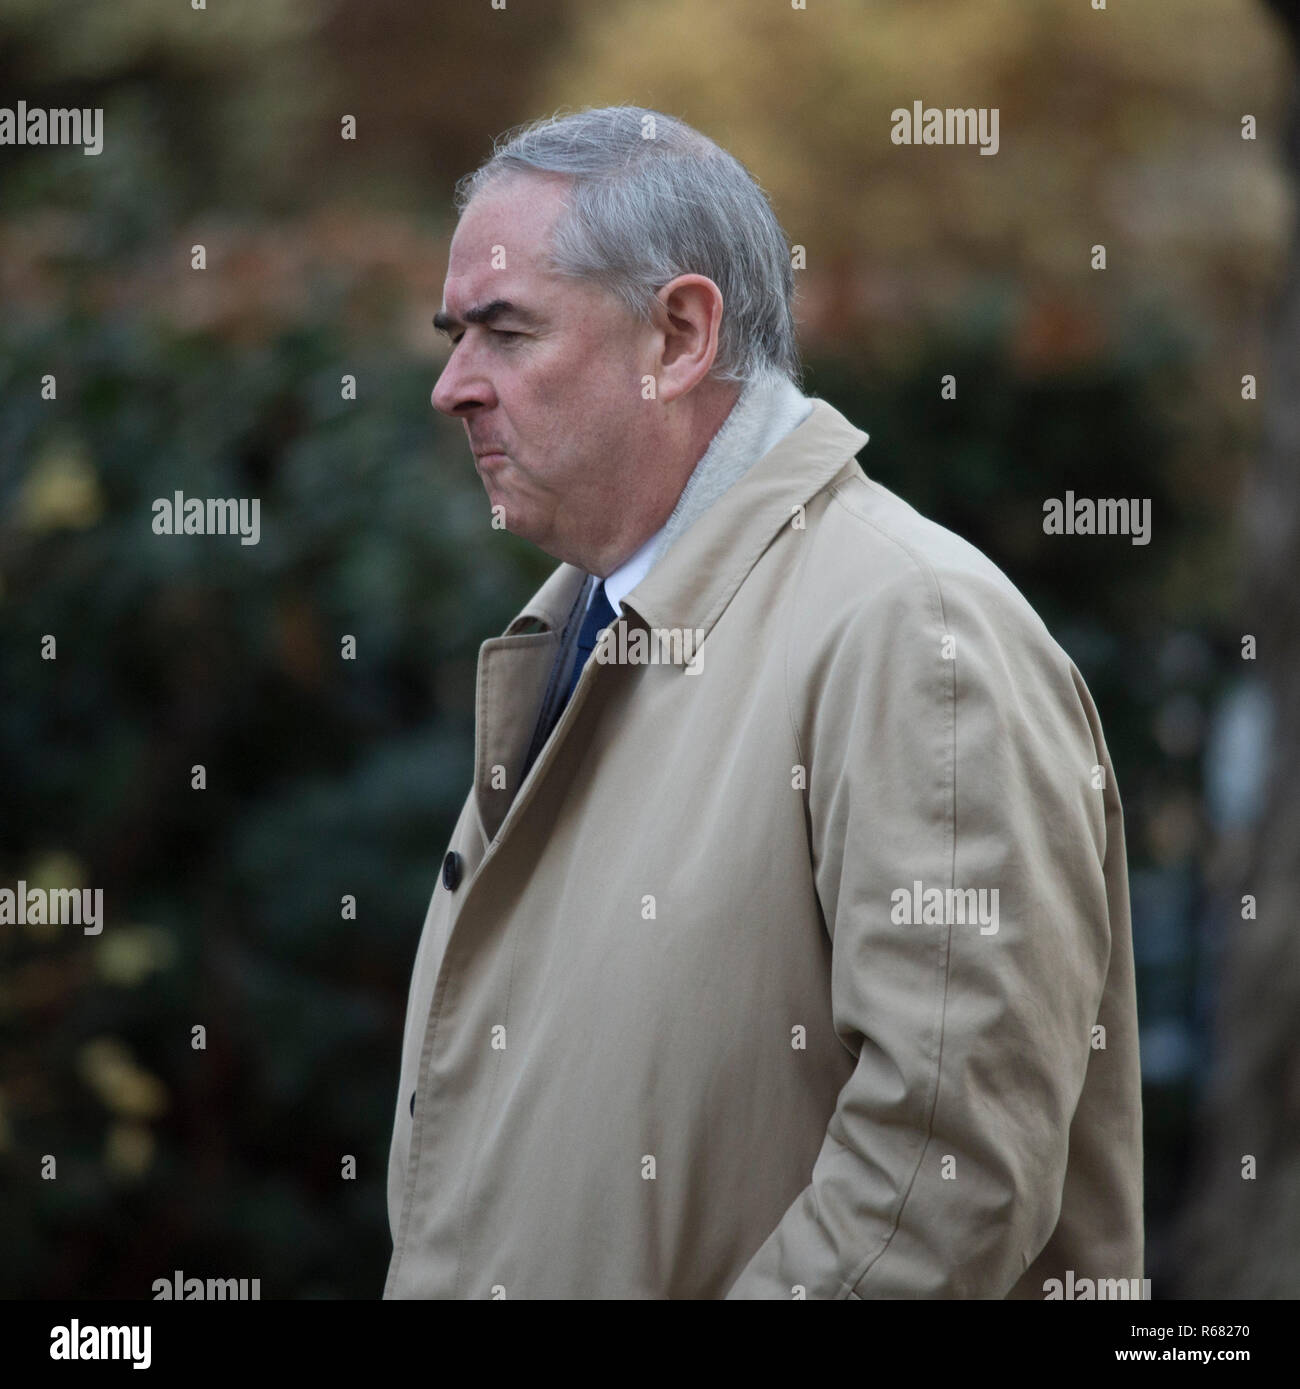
[794,462,1068,671]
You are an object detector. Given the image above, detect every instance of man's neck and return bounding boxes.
[589,380,742,578]
[597,370,814,606]
[646,368,812,568]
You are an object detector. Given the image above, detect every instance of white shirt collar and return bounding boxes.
[601,527,661,618]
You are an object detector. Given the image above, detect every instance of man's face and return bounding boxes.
[432,173,659,569]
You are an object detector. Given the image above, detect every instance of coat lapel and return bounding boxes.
[474,561,587,843]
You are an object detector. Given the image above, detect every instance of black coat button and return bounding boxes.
[409,1091,416,1118]
[442,850,463,891]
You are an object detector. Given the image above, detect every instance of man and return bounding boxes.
[384,105,1144,1299]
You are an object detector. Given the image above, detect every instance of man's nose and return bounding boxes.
[431,352,495,417]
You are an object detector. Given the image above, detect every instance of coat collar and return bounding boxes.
[622,396,868,651]
[506,396,869,654]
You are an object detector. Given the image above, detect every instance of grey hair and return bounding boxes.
[452,105,801,387]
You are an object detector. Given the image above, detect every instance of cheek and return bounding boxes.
[510,329,646,444]
[557,317,647,382]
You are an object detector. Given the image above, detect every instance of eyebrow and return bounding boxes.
[432,299,542,337]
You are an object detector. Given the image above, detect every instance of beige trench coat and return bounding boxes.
[384,398,1144,1299]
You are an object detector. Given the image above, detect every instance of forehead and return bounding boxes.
[443,172,570,305]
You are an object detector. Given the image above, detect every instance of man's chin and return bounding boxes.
[483,495,537,543]
[478,488,571,558]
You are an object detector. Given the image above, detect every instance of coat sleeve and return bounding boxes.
[724,558,1122,1298]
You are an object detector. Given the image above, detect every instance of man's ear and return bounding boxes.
[651,274,725,402]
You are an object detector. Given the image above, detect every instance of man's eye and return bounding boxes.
[449,329,521,347]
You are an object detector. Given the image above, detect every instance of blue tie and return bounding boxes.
[520,579,619,783]
[563,580,618,708]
